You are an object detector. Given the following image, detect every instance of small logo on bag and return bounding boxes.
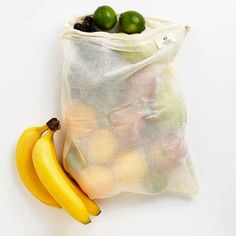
[155,33,176,49]
[162,36,174,45]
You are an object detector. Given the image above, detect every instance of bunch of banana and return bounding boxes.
[16,118,101,224]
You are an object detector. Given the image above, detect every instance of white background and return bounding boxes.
[0,0,236,235]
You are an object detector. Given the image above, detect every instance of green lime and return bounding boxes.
[94,5,117,30]
[143,171,168,193]
[119,11,145,34]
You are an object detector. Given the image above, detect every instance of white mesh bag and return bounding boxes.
[61,15,199,199]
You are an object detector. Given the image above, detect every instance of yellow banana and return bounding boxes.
[32,128,91,224]
[61,142,101,216]
[16,121,60,208]
[66,179,101,216]
[51,145,101,216]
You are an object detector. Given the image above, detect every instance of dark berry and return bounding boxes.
[84,16,93,25]
[83,21,92,29]
[74,18,96,33]
[83,16,94,29]
[74,23,86,32]
[74,23,82,30]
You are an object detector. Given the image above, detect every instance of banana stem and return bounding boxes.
[46,118,61,131]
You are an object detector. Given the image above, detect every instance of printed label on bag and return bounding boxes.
[155,32,176,49]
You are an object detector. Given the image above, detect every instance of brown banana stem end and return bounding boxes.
[46,118,61,131]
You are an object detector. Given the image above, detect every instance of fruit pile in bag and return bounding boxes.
[61,6,199,199]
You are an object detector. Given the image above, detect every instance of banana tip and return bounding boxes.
[96,211,102,216]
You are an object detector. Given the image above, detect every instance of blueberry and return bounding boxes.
[74,23,84,30]
[74,17,96,33]
[83,16,93,25]
[74,23,88,32]
[83,16,94,30]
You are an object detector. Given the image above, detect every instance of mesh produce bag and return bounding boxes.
[61,15,199,199]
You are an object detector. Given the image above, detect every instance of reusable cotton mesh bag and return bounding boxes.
[61,15,199,199]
